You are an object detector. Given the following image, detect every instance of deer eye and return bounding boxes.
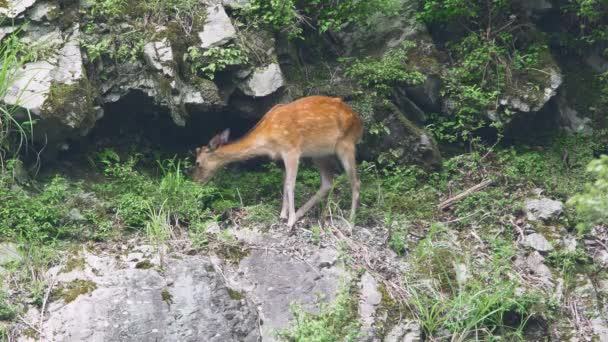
[196,161,201,166]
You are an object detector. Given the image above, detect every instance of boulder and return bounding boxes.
[525,197,564,222]
[143,38,174,77]
[0,0,37,18]
[557,92,593,134]
[238,63,285,97]
[198,4,237,49]
[0,243,22,266]
[524,233,554,252]
[358,100,441,170]
[3,25,99,143]
[384,320,421,342]
[336,0,444,116]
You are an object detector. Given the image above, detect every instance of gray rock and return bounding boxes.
[384,320,421,342]
[315,248,339,269]
[525,197,564,222]
[525,233,554,252]
[594,250,608,269]
[557,92,592,134]
[591,318,608,342]
[0,26,16,40]
[500,69,562,115]
[222,0,250,8]
[198,4,237,49]
[29,2,57,21]
[67,208,86,222]
[239,63,285,97]
[525,251,552,279]
[358,101,442,170]
[28,251,260,342]
[0,0,36,18]
[0,243,22,266]
[359,272,382,334]
[223,246,347,341]
[3,25,95,135]
[143,38,174,77]
[562,235,577,252]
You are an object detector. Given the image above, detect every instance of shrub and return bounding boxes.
[567,155,608,236]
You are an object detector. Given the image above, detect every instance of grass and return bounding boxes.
[277,284,361,342]
[0,26,32,170]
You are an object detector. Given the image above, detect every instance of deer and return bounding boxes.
[192,95,364,228]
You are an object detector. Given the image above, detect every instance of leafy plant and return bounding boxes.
[277,285,361,341]
[344,41,426,95]
[186,45,249,79]
[567,155,608,236]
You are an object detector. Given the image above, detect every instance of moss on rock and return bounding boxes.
[41,78,98,134]
[51,279,97,303]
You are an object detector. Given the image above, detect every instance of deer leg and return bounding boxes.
[296,157,334,220]
[282,152,300,228]
[337,144,360,224]
[280,173,289,220]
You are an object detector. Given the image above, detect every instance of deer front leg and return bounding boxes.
[282,153,300,228]
[280,173,288,220]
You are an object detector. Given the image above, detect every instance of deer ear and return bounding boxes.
[219,128,230,145]
[208,129,230,151]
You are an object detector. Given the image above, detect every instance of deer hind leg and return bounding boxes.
[282,152,300,228]
[296,157,334,220]
[336,142,360,223]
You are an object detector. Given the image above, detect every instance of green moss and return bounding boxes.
[215,244,250,265]
[227,288,245,300]
[374,284,407,339]
[42,79,97,132]
[135,259,154,269]
[62,255,85,273]
[22,328,38,339]
[52,279,97,303]
[161,288,173,305]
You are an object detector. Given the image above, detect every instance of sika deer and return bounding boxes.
[193,95,364,228]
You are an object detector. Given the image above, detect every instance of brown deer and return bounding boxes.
[193,95,364,228]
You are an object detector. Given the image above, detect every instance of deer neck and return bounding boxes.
[212,135,266,166]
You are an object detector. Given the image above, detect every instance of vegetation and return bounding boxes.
[243,0,399,39]
[0,26,34,171]
[186,45,249,80]
[567,155,608,236]
[278,285,361,341]
[344,41,426,96]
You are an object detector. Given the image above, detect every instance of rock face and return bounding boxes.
[358,101,442,170]
[22,249,260,342]
[220,229,348,341]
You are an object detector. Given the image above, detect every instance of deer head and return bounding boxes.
[193,129,230,183]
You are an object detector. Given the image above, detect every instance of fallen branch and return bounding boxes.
[438,179,494,210]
